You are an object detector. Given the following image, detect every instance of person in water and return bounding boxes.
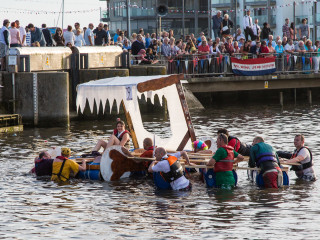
[249,136,283,188]
[282,134,316,181]
[148,147,191,191]
[207,133,244,189]
[217,128,251,156]
[192,140,213,154]
[92,119,131,155]
[51,147,86,182]
[32,150,53,176]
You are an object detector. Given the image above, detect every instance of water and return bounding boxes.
[1,104,320,239]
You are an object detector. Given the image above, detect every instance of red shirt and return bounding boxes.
[198,44,210,59]
[228,138,240,152]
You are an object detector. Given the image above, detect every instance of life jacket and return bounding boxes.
[160,156,184,183]
[229,135,248,154]
[290,146,313,171]
[35,158,54,176]
[51,156,68,181]
[113,129,130,141]
[140,146,154,168]
[254,143,277,167]
[214,145,235,172]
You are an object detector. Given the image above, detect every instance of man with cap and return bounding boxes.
[51,147,86,182]
[0,19,10,71]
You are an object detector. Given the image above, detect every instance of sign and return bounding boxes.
[231,57,276,76]
[45,56,50,66]
[8,56,17,65]
[125,86,132,100]
[264,81,268,88]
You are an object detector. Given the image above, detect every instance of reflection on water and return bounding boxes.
[1,103,320,239]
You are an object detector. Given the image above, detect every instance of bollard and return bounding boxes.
[280,91,283,107]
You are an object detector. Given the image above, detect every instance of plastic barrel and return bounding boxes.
[78,162,101,180]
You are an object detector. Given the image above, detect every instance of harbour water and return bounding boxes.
[0,103,320,239]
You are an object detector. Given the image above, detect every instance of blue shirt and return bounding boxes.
[212,15,223,29]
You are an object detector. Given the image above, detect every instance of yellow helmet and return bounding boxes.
[61,147,71,157]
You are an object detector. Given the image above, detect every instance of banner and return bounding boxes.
[231,57,276,76]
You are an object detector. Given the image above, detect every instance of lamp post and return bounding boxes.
[126,0,131,39]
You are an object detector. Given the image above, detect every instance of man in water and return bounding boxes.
[217,128,251,156]
[207,133,244,189]
[32,151,53,176]
[148,147,191,191]
[249,136,282,188]
[283,134,316,181]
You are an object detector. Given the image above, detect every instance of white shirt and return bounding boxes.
[152,152,190,190]
[234,33,245,41]
[296,147,315,178]
[84,28,94,45]
[18,26,26,45]
[284,43,295,51]
[74,34,86,47]
[253,24,261,36]
[243,15,253,29]
[63,31,75,46]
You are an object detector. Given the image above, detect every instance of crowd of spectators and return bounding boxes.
[0,14,319,72]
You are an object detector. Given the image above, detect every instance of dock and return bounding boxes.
[0,114,23,133]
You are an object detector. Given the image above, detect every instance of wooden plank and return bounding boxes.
[176,131,190,151]
[137,74,183,93]
[175,81,196,150]
[121,101,139,149]
[0,125,23,133]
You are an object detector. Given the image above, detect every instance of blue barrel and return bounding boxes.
[78,162,101,180]
[200,168,238,188]
[256,170,289,188]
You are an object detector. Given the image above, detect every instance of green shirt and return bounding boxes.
[213,147,239,161]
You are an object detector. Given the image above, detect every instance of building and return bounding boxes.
[100,0,320,41]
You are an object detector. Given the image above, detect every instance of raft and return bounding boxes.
[200,168,238,188]
[78,162,101,180]
[248,170,290,187]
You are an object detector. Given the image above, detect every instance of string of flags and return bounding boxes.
[0,0,317,15]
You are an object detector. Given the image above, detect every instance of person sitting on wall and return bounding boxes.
[51,147,86,182]
[148,147,192,191]
[92,119,131,156]
[31,150,54,177]
[217,128,251,156]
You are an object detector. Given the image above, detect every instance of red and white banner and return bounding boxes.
[231,57,276,76]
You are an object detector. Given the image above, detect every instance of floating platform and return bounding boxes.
[0,114,23,133]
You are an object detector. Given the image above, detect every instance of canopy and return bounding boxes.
[76,75,192,150]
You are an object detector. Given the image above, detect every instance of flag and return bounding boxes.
[231,57,276,76]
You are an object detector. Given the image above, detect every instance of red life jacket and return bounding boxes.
[113,129,130,141]
[161,156,184,182]
[214,145,235,173]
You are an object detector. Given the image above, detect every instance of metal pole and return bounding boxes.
[12,73,15,113]
[126,0,131,38]
[182,0,185,39]
[62,0,64,30]
[208,0,211,39]
[293,1,296,40]
[33,73,38,126]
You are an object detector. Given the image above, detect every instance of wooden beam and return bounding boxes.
[177,131,190,151]
[176,81,197,150]
[137,74,183,93]
[121,101,139,149]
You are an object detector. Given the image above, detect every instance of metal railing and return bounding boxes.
[130,52,320,77]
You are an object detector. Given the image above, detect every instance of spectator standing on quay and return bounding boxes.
[212,11,223,39]
[252,19,261,40]
[282,18,290,39]
[73,22,82,36]
[74,29,86,46]
[290,22,297,41]
[145,33,151,48]
[250,41,261,57]
[53,27,65,46]
[131,34,145,56]
[113,29,120,43]
[220,14,233,38]
[234,28,245,41]
[28,23,46,46]
[267,35,276,48]
[63,25,75,46]
[93,23,108,46]
[238,37,245,48]
[0,19,10,71]
[41,24,53,46]
[243,10,255,41]
[260,40,269,55]
[9,22,21,47]
[224,37,235,56]
[261,22,271,42]
[122,38,131,51]
[84,23,94,46]
[161,37,171,58]
[103,24,111,45]
[299,18,310,40]
[15,20,26,46]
